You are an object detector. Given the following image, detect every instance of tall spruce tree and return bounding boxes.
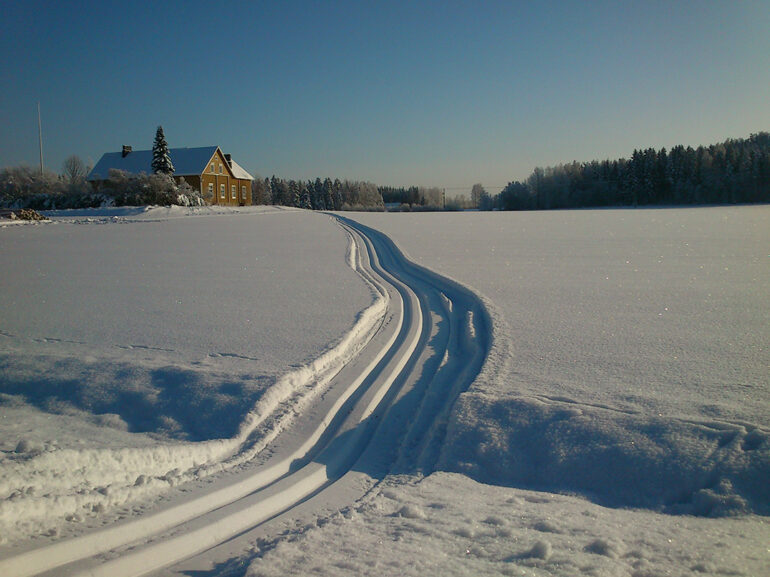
[152,126,174,175]
[299,183,312,209]
[289,179,301,207]
[323,177,334,210]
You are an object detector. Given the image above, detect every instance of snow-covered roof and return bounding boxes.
[87,146,248,181]
[228,158,253,180]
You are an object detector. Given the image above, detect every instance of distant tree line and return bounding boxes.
[492,132,770,211]
[4,132,767,212]
[251,176,384,211]
[379,186,444,210]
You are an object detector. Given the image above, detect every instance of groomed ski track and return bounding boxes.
[1,214,491,577]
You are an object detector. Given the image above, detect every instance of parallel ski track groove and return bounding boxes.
[1,215,491,577]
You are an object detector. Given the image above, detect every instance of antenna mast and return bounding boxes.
[38,102,44,175]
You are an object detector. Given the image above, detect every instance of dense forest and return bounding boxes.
[251,176,383,210]
[492,132,770,211]
[258,180,463,211]
[377,186,448,209]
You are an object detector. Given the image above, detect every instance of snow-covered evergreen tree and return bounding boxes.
[289,179,300,207]
[152,126,174,175]
[299,183,312,209]
[263,177,272,204]
[323,178,334,210]
[333,178,343,210]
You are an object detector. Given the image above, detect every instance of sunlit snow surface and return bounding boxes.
[259,206,768,577]
[1,206,372,444]
[351,207,767,424]
[1,205,768,576]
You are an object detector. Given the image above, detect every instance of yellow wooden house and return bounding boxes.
[88,146,253,206]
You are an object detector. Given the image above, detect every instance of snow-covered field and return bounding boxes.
[351,207,769,510]
[0,205,767,576]
[1,206,373,446]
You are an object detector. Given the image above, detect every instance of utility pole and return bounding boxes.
[38,102,44,175]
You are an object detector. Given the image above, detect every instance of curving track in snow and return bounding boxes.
[0,215,490,577]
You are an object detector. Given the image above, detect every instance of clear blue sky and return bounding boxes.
[2,0,768,192]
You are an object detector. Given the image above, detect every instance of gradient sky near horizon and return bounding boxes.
[2,0,768,192]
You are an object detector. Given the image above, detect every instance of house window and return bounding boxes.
[218,164,223,174]
[208,183,214,197]
[241,185,246,198]
[220,184,225,199]
[231,185,236,199]
[210,163,215,173]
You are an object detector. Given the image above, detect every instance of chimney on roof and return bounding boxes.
[224,153,232,167]
[122,145,132,158]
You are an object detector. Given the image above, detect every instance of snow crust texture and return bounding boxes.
[246,473,770,577]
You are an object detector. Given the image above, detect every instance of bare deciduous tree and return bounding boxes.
[471,183,485,208]
[62,155,87,184]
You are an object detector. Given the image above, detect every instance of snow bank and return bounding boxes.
[444,393,768,515]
